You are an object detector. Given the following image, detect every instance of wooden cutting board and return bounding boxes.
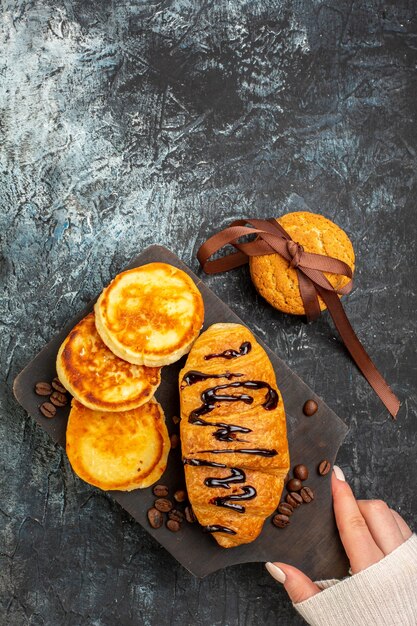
[13,244,349,579]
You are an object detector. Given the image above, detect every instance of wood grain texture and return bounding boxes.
[1,0,416,624]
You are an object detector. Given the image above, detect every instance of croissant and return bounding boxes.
[179,322,290,548]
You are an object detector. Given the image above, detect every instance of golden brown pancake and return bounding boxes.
[179,323,289,548]
[66,399,170,490]
[56,313,161,412]
[95,262,204,366]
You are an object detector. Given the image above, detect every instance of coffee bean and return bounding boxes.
[170,433,180,449]
[50,391,68,407]
[40,402,56,418]
[318,460,331,476]
[184,506,196,523]
[35,382,53,396]
[272,514,290,528]
[300,486,314,503]
[51,377,67,394]
[286,492,303,508]
[277,502,293,516]
[147,507,163,529]
[174,489,186,503]
[286,478,302,492]
[303,399,318,416]
[153,484,169,497]
[168,509,184,522]
[166,519,181,532]
[154,498,173,513]
[293,464,309,481]
[172,415,180,425]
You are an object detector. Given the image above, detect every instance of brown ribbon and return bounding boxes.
[197,217,400,419]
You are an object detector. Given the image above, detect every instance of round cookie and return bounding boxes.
[249,212,355,315]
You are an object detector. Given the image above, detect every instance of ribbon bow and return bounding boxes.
[197,217,400,419]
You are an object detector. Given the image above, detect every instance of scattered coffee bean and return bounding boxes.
[174,489,186,503]
[272,514,290,528]
[293,464,309,481]
[166,519,181,532]
[303,399,318,416]
[147,507,163,529]
[40,402,56,418]
[51,377,67,394]
[277,502,293,516]
[286,478,302,492]
[318,460,331,476]
[35,382,53,396]
[154,498,173,513]
[286,492,303,508]
[170,433,180,449]
[300,486,314,503]
[50,391,68,407]
[168,509,184,522]
[172,415,180,425]
[153,484,169,497]
[184,506,196,523]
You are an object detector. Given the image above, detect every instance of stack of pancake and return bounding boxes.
[57,262,204,492]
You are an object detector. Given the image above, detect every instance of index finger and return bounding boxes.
[332,471,384,573]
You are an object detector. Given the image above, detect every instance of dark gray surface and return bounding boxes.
[1,1,416,625]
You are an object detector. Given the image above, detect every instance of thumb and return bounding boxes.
[265,562,321,604]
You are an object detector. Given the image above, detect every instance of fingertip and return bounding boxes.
[272,562,321,604]
[331,467,349,497]
[265,562,286,584]
[331,470,357,517]
[333,465,346,481]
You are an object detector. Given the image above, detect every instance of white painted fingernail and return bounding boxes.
[265,562,286,584]
[333,465,346,481]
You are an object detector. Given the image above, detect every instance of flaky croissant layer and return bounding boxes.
[179,323,290,548]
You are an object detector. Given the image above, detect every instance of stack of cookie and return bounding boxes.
[56,262,204,492]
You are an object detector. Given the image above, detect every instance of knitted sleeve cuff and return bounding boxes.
[294,534,417,626]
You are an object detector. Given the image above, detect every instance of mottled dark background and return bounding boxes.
[1,1,416,624]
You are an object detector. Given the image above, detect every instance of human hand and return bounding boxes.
[265,466,413,603]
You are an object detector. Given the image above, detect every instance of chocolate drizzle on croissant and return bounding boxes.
[196,447,278,456]
[188,380,279,420]
[206,467,256,514]
[189,414,252,442]
[210,485,257,513]
[202,525,237,535]
[180,370,243,388]
[204,466,245,488]
[182,364,279,533]
[204,341,252,361]
[183,458,226,468]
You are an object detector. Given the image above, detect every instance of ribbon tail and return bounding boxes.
[296,270,321,322]
[317,286,400,419]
